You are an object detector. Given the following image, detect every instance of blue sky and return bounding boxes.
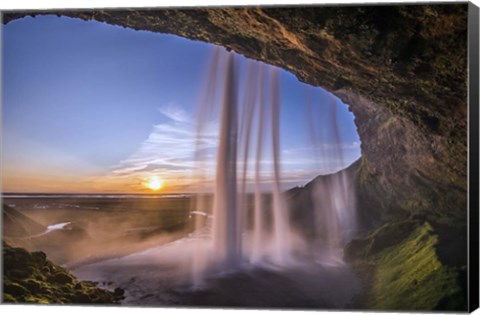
[2,15,360,193]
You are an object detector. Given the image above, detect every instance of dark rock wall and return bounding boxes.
[3,4,468,225]
[336,90,466,226]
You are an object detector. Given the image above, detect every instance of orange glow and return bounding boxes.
[143,176,164,191]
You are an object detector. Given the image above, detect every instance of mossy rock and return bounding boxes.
[3,293,17,303]
[49,272,74,285]
[3,247,33,269]
[21,279,43,293]
[114,287,125,298]
[2,242,123,305]
[73,292,94,304]
[7,268,31,280]
[4,282,29,296]
[31,251,47,265]
[344,220,422,260]
[345,221,467,311]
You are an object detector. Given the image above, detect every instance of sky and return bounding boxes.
[2,15,361,194]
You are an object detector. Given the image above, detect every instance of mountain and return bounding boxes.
[3,204,46,238]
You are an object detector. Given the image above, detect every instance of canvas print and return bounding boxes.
[1,3,478,312]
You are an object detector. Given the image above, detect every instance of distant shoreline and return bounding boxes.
[1,193,191,199]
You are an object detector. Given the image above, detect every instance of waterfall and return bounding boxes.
[306,94,357,262]
[190,47,357,284]
[212,52,240,269]
[250,64,267,264]
[269,67,293,265]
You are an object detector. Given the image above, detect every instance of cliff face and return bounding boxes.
[3,4,468,225]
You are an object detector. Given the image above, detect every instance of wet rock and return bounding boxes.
[4,282,29,296]
[3,293,17,303]
[114,287,125,299]
[49,272,74,285]
[73,292,91,304]
[22,279,42,293]
[7,268,31,280]
[31,251,47,265]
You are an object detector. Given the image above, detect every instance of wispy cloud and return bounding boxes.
[92,103,219,192]
[282,141,361,155]
[158,103,191,124]
[92,104,361,193]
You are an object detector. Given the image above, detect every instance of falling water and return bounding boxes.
[306,93,357,262]
[251,65,267,264]
[269,68,293,265]
[212,52,240,269]
[190,48,222,287]
[191,47,358,284]
[238,62,261,263]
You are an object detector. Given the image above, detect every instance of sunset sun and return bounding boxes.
[144,176,164,191]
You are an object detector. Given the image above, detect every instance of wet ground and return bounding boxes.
[72,236,362,309]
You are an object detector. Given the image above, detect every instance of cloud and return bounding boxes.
[282,141,361,155]
[92,103,220,191]
[158,103,191,123]
[341,141,361,150]
[279,141,361,177]
[111,123,217,174]
[93,103,361,193]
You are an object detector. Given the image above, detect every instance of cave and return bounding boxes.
[4,4,470,225]
[2,3,478,311]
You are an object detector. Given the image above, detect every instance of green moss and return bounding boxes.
[4,282,29,296]
[378,117,396,132]
[21,278,43,292]
[23,296,50,304]
[48,271,74,285]
[2,242,122,305]
[357,155,371,186]
[369,223,463,309]
[345,221,466,311]
[3,293,17,303]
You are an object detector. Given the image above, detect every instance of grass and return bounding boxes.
[345,220,466,311]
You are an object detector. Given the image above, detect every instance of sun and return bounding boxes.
[143,176,164,191]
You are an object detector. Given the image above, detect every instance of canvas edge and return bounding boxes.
[468,1,480,313]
